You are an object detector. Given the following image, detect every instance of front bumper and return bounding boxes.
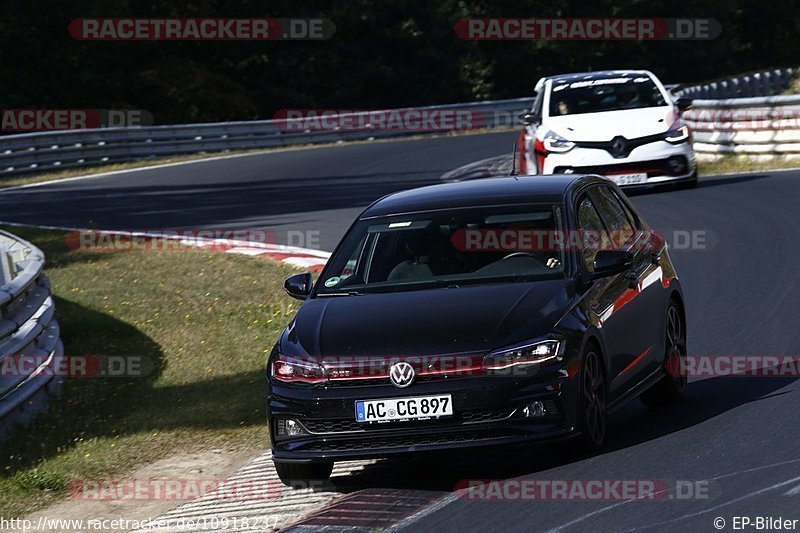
[267,370,580,463]
[541,141,696,186]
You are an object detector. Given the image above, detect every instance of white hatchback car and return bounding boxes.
[518,70,696,188]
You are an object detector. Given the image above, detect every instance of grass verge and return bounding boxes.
[698,155,800,176]
[0,226,299,517]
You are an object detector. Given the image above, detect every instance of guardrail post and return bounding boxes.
[771,70,783,94]
[754,73,766,97]
[740,76,752,97]
[0,243,11,284]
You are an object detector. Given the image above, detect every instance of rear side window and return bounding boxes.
[610,188,639,230]
[576,195,611,272]
[588,187,636,249]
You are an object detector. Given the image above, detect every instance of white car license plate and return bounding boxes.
[355,394,453,423]
[608,172,647,186]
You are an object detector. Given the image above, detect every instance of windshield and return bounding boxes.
[549,75,668,116]
[316,204,567,295]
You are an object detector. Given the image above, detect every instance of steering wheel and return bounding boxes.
[501,252,538,261]
[502,251,552,266]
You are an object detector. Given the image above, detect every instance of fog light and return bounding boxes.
[667,157,687,174]
[276,418,307,437]
[521,401,546,418]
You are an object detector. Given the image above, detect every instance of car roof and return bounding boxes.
[545,70,654,84]
[361,174,605,218]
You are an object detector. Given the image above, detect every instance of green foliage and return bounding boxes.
[0,0,793,123]
[12,469,69,493]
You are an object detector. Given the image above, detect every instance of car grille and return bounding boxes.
[300,431,520,452]
[321,374,476,388]
[553,156,689,177]
[304,354,487,388]
[461,407,514,423]
[530,399,560,420]
[573,132,667,159]
[301,407,514,434]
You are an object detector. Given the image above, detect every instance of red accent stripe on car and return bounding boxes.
[613,287,639,313]
[534,137,546,173]
[621,346,652,375]
[517,130,528,174]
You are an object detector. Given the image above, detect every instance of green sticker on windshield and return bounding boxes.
[324,277,341,287]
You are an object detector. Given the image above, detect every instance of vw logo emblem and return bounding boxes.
[610,136,627,158]
[389,362,415,388]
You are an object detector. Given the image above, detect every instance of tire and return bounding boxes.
[575,345,608,452]
[640,302,687,408]
[274,461,334,486]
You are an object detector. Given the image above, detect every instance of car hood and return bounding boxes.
[282,280,575,357]
[547,106,677,141]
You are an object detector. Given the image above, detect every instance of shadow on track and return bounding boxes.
[0,171,450,235]
[326,373,796,493]
[625,172,773,197]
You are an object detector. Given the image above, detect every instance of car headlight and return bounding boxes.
[271,354,326,383]
[483,340,562,371]
[665,123,690,144]
[542,131,575,153]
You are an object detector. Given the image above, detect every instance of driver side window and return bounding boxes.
[576,195,611,272]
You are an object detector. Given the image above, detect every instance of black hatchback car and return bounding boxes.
[267,175,687,484]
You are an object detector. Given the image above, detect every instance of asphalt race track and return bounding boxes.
[0,133,520,251]
[3,131,800,531]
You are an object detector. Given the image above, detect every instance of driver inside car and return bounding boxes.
[387,230,437,281]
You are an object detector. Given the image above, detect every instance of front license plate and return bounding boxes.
[607,172,647,186]
[355,394,453,423]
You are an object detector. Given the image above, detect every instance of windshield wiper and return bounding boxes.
[317,290,364,297]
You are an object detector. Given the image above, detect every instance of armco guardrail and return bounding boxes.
[0,230,62,437]
[683,95,800,158]
[675,68,796,99]
[1,72,797,177]
[0,98,533,176]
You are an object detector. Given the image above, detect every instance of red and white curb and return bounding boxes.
[133,452,377,532]
[0,222,331,272]
[191,240,330,272]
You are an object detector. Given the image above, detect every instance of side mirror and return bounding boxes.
[519,111,540,125]
[675,97,693,112]
[284,272,313,300]
[592,250,633,278]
